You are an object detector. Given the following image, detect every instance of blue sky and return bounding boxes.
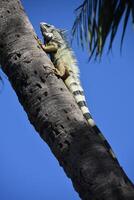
[0,0,134,199]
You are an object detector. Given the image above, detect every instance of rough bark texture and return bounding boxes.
[0,0,134,199]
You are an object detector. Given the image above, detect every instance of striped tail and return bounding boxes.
[65,75,118,161]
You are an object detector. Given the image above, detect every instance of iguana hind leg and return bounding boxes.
[55,64,69,80]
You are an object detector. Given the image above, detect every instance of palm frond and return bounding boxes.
[0,76,4,91]
[120,3,131,51]
[131,1,134,24]
[108,1,126,51]
[72,0,133,59]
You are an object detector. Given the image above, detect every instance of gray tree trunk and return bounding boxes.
[0,0,134,199]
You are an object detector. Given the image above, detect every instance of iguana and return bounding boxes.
[39,22,118,162]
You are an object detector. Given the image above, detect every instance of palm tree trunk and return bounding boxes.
[0,0,133,199]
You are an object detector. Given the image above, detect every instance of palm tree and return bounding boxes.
[0,0,134,199]
[72,0,134,59]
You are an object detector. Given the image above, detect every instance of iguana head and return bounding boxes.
[40,22,55,41]
[40,22,65,44]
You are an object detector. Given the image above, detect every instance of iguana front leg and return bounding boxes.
[41,44,58,53]
[34,35,58,53]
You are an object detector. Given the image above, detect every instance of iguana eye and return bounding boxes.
[45,24,51,27]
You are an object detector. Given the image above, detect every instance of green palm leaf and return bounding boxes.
[72,0,133,59]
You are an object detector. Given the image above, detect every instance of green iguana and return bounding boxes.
[39,22,118,162]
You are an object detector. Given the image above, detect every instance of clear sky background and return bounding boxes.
[0,0,134,200]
